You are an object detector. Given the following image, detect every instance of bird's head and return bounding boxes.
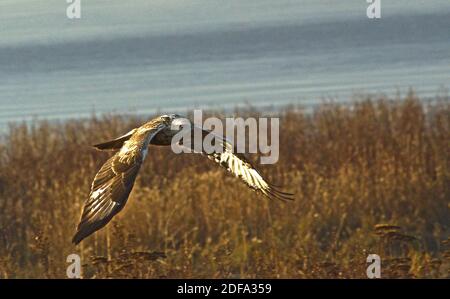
[160,114,191,132]
[160,114,182,124]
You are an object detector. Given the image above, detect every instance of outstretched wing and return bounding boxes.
[72,123,166,244]
[181,127,294,201]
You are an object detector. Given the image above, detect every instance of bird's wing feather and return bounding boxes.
[93,128,138,151]
[72,122,166,244]
[180,127,294,201]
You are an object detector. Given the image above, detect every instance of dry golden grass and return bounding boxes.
[0,95,449,278]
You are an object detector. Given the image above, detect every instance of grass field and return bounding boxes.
[0,95,449,278]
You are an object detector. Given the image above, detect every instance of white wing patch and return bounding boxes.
[209,150,292,201]
[179,126,294,201]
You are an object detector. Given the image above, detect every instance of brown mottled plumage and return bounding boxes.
[72,114,293,244]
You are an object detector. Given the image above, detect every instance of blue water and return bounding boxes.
[0,1,449,127]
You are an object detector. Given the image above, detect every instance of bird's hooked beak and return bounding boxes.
[170,116,191,131]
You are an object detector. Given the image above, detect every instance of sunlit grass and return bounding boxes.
[0,95,448,278]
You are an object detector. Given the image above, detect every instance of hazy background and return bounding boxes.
[0,0,449,127]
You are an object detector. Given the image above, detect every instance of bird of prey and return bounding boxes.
[72,114,293,244]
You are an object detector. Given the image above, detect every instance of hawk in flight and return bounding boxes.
[72,114,293,244]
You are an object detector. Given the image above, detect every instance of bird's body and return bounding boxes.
[72,114,293,244]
